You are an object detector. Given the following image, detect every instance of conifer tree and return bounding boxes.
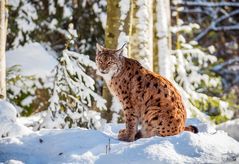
[40,50,106,129]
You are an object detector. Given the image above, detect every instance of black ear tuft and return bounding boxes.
[117,43,127,51]
[115,43,127,57]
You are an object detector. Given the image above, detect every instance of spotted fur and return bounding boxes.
[95,44,198,142]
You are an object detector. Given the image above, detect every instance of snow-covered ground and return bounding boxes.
[1,100,239,164]
[0,100,31,138]
[6,43,57,77]
[217,119,239,141]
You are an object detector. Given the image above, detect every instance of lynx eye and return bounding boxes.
[106,59,112,65]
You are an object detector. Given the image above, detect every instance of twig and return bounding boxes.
[106,145,108,154]
[108,138,111,152]
[213,24,239,31]
[214,9,239,25]
[219,8,237,24]
[105,138,111,154]
[194,27,212,41]
[176,1,239,7]
[171,7,212,16]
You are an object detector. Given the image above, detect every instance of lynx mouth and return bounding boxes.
[100,70,109,74]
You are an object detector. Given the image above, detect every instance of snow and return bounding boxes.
[14,2,38,33]
[63,5,72,18]
[8,0,38,47]
[117,32,129,52]
[117,0,130,53]
[130,0,153,70]
[110,96,122,123]
[6,43,58,78]
[0,113,239,164]
[156,0,171,78]
[92,0,107,29]
[0,99,238,163]
[57,0,65,7]
[119,0,130,20]
[21,96,36,107]
[8,0,20,9]
[0,100,31,138]
[217,119,239,141]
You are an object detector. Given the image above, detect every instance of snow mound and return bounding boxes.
[0,100,31,138]
[6,43,58,77]
[217,119,239,141]
[0,100,17,121]
[0,119,239,164]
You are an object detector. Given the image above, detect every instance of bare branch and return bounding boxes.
[171,7,212,16]
[176,1,239,7]
[219,8,237,24]
[194,9,239,41]
[194,27,212,42]
[213,24,239,31]
[214,9,239,24]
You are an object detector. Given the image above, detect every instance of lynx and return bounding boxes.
[95,44,198,142]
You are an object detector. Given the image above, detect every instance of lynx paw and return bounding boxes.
[118,129,128,141]
[118,129,134,142]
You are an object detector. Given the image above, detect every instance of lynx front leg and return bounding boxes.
[118,110,138,142]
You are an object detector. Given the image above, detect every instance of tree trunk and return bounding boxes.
[105,0,121,49]
[153,0,159,72]
[103,0,120,119]
[103,0,132,121]
[117,0,132,51]
[129,0,153,70]
[0,0,7,99]
[105,1,132,48]
[156,0,172,79]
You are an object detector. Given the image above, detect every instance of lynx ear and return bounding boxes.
[96,43,104,54]
[116,43,127,57]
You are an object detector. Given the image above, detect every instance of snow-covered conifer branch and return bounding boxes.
[40,50,106,129]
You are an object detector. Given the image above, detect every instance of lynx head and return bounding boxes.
[95,43,126,79]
